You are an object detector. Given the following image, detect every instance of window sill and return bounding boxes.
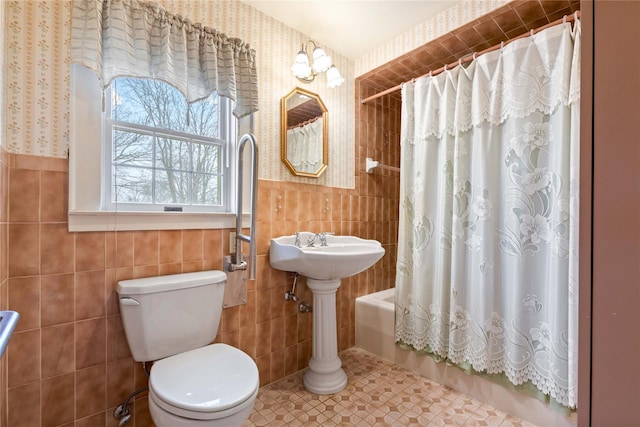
[68,210,247,232]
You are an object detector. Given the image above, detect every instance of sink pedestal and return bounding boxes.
[269,233,386,394]
[303,278,347,394]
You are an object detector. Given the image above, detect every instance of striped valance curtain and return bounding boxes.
[70,0,259,118]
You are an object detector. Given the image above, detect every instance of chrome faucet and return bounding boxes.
[306,233,319,247]
[302,231,334,247]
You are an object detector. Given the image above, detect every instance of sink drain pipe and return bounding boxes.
[284,273,299,302]
[284,273,312,313]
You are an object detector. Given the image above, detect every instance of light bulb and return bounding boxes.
[326,65,345,88]
[312,46,332,73]
[291,50,311,79]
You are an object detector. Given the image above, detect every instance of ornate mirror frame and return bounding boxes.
[280,87,328,177]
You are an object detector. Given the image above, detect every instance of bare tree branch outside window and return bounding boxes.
[108,78,224,207]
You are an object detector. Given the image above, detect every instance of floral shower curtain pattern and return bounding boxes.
[395,20,580,409]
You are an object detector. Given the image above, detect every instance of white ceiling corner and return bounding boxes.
[241,0,461,59]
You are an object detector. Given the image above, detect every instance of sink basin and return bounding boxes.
[269,233,385,280]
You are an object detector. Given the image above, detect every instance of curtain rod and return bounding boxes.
[287,115,321,130]
[360,11,580,105]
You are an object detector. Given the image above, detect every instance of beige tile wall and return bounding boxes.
[3,99,400,426]
[0,151,9,426]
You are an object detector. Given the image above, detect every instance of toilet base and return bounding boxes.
[149,391,254,427]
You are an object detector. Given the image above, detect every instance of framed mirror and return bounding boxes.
[280,87,328,177]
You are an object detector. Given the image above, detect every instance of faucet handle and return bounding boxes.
[294,232,301,248]
[319,231,334,246]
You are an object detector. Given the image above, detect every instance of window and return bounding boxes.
[69,0,258,231]
[69,65,243,232]
[104,78,234,212]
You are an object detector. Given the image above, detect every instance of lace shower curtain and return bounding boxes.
[286,119,324,173]
[395,20,580,408]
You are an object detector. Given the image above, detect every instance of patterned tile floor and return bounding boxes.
[244,348,537,427]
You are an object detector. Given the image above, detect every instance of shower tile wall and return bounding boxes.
[358,0,580,91]
[2,128,399,426]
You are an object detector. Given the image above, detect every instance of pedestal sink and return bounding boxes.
[270,233,385,394]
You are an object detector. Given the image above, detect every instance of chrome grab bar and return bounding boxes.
[231,133,258,280]
[0,311,19,357]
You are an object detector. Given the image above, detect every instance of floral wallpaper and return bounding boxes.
[158,0,355,188]
[2,0,504,188]
[0,1,5,150]
[4,1,71,158]
[3,0,354,187]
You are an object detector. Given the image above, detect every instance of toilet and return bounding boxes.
[117,270,259,427]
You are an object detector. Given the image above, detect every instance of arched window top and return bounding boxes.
[71,0,259,118]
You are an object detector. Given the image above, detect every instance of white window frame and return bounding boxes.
[69,64,244,232]
[103,81,233,213]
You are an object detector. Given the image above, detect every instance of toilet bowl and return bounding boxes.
[117,271,259,427]
[148,344,259,427]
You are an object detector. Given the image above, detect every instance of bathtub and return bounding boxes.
[354,288,396,361]
[355,288,577,427]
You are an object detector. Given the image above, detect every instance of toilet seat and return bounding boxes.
[149,343,259,421]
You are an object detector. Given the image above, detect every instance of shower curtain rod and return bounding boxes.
[360,11,581,105]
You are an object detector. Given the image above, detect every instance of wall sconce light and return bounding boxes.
[291,40,345,88]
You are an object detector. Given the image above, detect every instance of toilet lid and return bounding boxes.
[150,343,259,413]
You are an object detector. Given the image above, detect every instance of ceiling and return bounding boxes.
[240,0,580,97]
[241,1,460,59]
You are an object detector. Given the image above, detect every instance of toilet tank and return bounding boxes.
[117,270,227,362]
